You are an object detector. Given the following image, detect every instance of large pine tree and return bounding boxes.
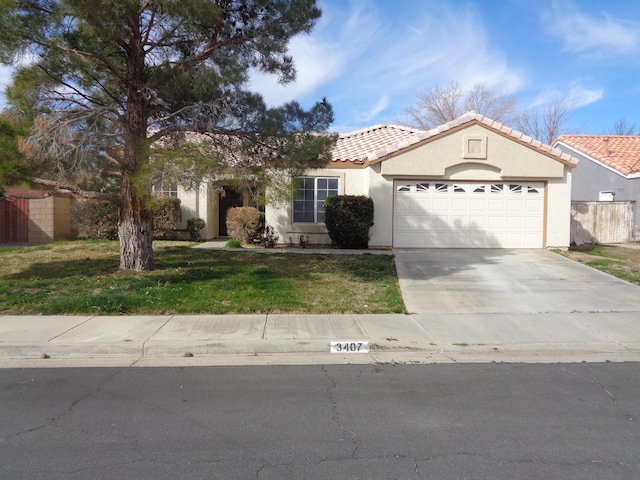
[0,0,334,271]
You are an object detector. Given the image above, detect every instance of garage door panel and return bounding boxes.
[468,217,488,230]
[525,199,543,212]
[469,198,488,211]
[524,216,542,230]
[506,216,524,229]
[394,181,544,248]
[488,199,505,211]
[432,198,449,210]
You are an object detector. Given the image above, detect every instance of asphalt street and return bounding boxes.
[1,363,639,479]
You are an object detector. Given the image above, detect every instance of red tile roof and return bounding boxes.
[554,135,640,177]
[331,124,427,163]
[331,112,577,166]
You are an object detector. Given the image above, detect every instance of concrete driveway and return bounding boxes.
[394,248,640,315]
[393,249,640,357]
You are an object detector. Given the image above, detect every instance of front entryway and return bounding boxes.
[393,181,545,248]
[218,187,244,237]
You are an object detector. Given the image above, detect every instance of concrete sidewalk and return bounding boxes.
[2,312,639,368]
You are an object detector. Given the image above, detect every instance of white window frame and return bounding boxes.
[292,176,339,224]
[152,175,178,197]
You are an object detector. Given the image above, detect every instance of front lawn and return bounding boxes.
[0,241,405,315]
[559,245,640,286]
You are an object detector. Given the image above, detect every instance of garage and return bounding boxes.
[394,180,545,248]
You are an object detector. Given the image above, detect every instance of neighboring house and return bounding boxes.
[264,112,578,249]
[553,135,640,227]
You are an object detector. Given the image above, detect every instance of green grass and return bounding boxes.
[563,245,640,287]
[0,240,405,315]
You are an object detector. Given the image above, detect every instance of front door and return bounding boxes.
[218,188,244,237]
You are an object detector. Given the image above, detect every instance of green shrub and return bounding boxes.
[324,195,374,249]
[70,201,119,240]
[225,239,242,248]
[187,217,206,242]
[150,195,181,239]
[71,196,182,240]
[226,206,260,245]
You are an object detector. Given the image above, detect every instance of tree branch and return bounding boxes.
[29,177,120,204]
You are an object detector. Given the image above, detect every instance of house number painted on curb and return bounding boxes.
[330,341,370,353]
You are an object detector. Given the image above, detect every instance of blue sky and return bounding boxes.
[1,0,639,137]
[249,0,640,135]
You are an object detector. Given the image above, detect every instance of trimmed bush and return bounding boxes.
[150,195,181,239]
[324,195,374,249]
[187,217,206,242]
[70,196,182,240]
[70,200,119,240]
[226,206,261,245]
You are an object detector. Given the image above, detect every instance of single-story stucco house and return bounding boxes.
[179,112,579,249]
[553,135,640,227]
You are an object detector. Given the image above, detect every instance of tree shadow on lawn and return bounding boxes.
[153,248,396,285]
[3,246,395,285]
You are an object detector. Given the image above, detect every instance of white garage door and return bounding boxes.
[394,181,544,248]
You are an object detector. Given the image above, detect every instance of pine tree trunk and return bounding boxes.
[118,173,155,272]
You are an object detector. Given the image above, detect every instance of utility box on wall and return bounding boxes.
[598,191,615,201]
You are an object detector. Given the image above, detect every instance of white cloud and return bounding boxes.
[248,1,525,129]
[524,82,603,111]
[247,1,378,106]
[545,1,640,56]
[354,95,389,124]
[567,83,604,108]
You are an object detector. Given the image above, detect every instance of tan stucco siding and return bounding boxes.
[265,168,366,245]
[367,164,394,248]
[545,170,573,248]
[380,125,566,179]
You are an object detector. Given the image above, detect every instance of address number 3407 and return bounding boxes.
[330,341,370,353]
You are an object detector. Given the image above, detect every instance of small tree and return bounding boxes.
[514,97,575,144]
[324,196,374,249]
[0,0,333,272]
[187,217,206,242]
[226,207,261,245]
[608,118,639,135]
[403,82,516,129]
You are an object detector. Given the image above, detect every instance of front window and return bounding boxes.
[293,177,339,223]
[152,175,178,197]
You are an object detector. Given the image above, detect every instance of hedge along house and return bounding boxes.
[264,112,578,249]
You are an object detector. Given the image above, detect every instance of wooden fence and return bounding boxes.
[571,201,636,245]
[0,197,29,244]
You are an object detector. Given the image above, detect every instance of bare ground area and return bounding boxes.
[559,244,640,286]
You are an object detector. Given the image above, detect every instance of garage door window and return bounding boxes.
[293,177,339,223]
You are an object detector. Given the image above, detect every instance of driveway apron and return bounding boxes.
[394,249,640,353]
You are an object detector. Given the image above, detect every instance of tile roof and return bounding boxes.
[331,112,577,166]
[331,124,428,163]
[554,135,640,177]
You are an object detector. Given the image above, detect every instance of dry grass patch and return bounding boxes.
[559,245,640,286]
